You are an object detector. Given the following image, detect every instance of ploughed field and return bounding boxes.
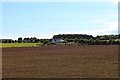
[2,45,118,78]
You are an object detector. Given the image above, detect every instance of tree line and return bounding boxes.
[0,37,51,44]
[1,34,120,45]
[53,34,120,45]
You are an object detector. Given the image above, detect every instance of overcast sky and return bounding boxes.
[1,0,118,39]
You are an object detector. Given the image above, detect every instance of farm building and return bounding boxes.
[51,38,65,44]
[0,39,12,43]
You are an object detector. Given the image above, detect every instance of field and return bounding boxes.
[0,43,41,48]
[2,45,118,78]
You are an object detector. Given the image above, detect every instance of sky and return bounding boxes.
[1,0,118,39]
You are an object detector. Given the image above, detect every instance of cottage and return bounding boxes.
[52,38,65,44]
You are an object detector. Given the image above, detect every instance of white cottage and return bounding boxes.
[52,38,65,44]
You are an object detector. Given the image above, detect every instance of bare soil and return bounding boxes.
[2,45,118,78]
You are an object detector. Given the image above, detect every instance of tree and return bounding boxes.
[14,40,17,43]
[8,40,12,43]
[26,38,30,43]
[3,40,7,43]
[18,37,22,43]
[12,40,15,43]
[43,40,49,45]
[88,38,94,45]
[109,39,113,44]
[94,39,100,45]
[35,39,40,43]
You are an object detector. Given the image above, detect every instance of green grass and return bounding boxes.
[0,43,41,48]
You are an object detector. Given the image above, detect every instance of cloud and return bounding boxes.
[81,21,118,36]
[54,20,118,37]
[111,0,120,3]
[2,21,118,39]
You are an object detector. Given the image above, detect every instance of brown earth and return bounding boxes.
[2,45,118,78]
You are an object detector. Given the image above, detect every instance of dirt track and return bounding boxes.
[2,45,118,78]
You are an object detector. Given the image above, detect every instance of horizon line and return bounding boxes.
[1,33,119,40]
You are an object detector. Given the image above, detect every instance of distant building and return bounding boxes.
[51,38,65,44]
[0,39,12,43]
